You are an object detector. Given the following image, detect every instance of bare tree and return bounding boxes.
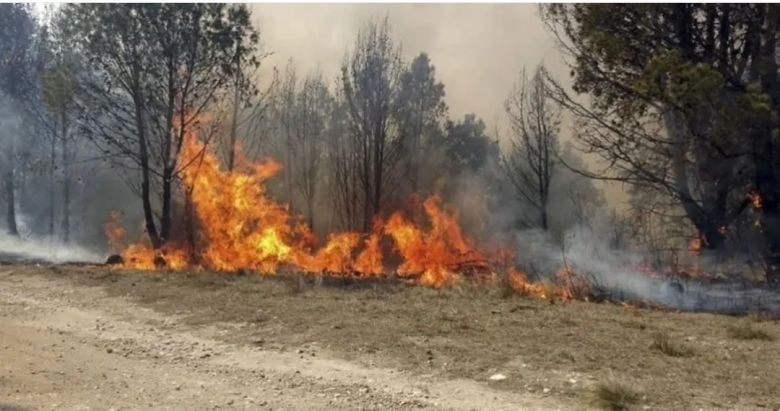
[220,38,264,172]
[327,94,361,230]
[338,17,404,230]
[267,62,333,228]
[501,65,561,230]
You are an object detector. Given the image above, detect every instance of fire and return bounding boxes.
[105,210,126,253]
[748,190,762,209]
[688,237,702,253]
[383,196,485,286]
[354,220,384,275]
[106,119,580,300]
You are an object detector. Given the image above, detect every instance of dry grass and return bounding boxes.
[650,332,695,357]
[590,380,640,411]
[33,265,780,410]
[727,323,775,341]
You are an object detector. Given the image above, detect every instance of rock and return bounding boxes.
[489,373,507,381]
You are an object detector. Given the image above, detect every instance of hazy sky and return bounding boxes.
[250,4,568,134]
[248,4,626,206]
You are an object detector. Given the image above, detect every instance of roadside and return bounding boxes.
[0,266,567,410]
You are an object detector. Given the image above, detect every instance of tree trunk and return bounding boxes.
[753,4,780,285]
[133,86,161,249]
[61,114,70,244]
[227,82,240,171]
[184,189,198,265]
[49,131,56,237]
[160,167,173,244]
[4,170,17,236]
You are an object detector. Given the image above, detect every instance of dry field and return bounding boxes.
[1,264,779,410]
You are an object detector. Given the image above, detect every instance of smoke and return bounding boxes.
[0,231,102,264]
[513,223,780,314]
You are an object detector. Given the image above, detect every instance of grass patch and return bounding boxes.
[650,332,694,357]
[727,323,775,341]
[590,380,640,411]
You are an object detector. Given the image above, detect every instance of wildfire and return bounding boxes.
[105,120,574,299]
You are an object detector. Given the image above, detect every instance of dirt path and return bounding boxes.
[0,269,562,410]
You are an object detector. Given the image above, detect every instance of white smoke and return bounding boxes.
[514,224,780,314]
[0,230,103,264]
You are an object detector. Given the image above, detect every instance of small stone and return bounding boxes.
[489,373,507,381]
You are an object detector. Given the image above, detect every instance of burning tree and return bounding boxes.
[59,4,259,249]
[541,4,780,284]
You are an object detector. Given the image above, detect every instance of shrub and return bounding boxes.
[591,380,640,411]
[650,332,694,357]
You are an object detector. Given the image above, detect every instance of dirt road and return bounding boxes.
[0,267,562,410]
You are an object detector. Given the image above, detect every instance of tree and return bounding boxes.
[338,17,404,231]
[395,53,447,196]
[502,65,561,230]
[38,30,83,243]
[440,113,503,237]
[541,5,780,283]
[221,33,262,172]
[0,4,38,236]
[60,4,259,248]
[267,63,333,229]
[443,114,499,174]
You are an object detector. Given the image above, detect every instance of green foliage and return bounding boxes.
[443,114,498,173]
[635,51,724,108]
[0,3,38,100]
[41,52,80,118]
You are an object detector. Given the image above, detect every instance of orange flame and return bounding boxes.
[106,118,580,300]
[105,211,126,253]
[748,190,762,209]
[688,237,702,253]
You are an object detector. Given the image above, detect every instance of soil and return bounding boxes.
[1,264,779,410]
